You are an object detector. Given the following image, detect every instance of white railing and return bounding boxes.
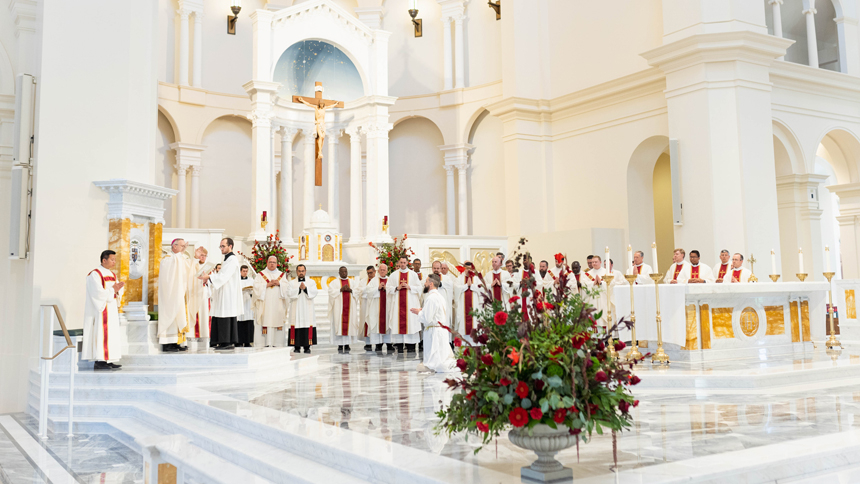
[38,304,75,440]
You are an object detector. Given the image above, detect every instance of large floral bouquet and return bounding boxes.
[368,234,415,276]
[239,230,293,274]
[437,239,642,451]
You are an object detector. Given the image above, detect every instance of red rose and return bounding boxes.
[633,400,640,407]
[553,408,567,423]
[454,337,462,347]
[509,407,528,428]
[614,341,626,351]
[493,311,508,325]
[477,333,489,344]
[572,334,587,349]
[466,390,476,400]
[476,421,489,433]
[569,406,579,413]
[545,302,555,310]
[630,375,641,385]
[463,347,471,357]
[481,354,494,366]
[456,359,467,371]
[529,408,543,421]
[618,400,630,413]
[515,381,529,399]
[509,296,521,304]
[550,347,563,357]
[499,377,512,387]
[595,371,608,382]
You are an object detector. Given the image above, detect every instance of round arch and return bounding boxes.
[194,113,251,145]
[390,114,448,145]
[772,119,806,177]
[626,135,671,268]
[813,127,860,184]
[273,39,366,101]
[464,107,491,145]
[157,104,182,142]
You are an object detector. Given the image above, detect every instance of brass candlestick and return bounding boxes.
[624,274,643,360]
[769,274,780,282]
[649,274,669,365]
[797,273,808,282]
[823,271,841,349]
[748,254,758,283]
[603,274,616,359]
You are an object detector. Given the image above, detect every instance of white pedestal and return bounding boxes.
[124,301,158,355]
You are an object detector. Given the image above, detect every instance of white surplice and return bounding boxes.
[289,277,318,329]
[187,260,213,339]
[386,269,422,343]
[82,266,123,362]
[418,289,457,373]
[328,277,360,344]
[253,268,288,327]
[363,275,392,344]
[157,252,190,345]
[208,253,242,318]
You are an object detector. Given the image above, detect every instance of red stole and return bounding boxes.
[492,272,502,301]
[718,263,729,280]
[89,269,115,360]
[340,279,351,335]
[398,271,409,334]
[732,269,742,282]
[379,278,388,334]
[673,264,683,281]
[464,275,474,334]
[691,265,700,279]
[636,265,643,274]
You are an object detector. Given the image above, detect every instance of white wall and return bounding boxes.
[385,0,444,96]
[467,111,505,235]
[156,111,177,227]
[200,116,252,236]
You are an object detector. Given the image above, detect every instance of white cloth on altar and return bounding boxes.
[157,252,190,344]
[713,262,732,283]
[386,269,422,341]
[289,278,318,329]
[725,266,753,284]
[253,268,288,328]
[663,261,693,284]
[208,253,242,318]
[626,264,654,285]
[329,277,360,344]
[418,289,457,372]
[688,263,716,284]
[82,266,123,362]
[612,283,687,347]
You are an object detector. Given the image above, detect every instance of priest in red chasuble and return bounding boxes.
[329,266,359,353]
[386,256,422,353]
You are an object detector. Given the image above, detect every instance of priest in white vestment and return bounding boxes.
[82,250,125,370]
[187,247,215,348]
[199,238,242,350]
[238,264,257,347]
[484,255,514,309]
[329,266,360,353]
[455,262,484,345]
[566,261,594,299]
[358,265,374,351]
[386,256,422,353]
[726,253,753,283]
[158,238,190,352]
[626,250,654,285]
[414,275,457,373]
[364,263,394,352]
[663,249,693,284]
[713,249,732,283]
[688,250,716,284]
[289,264,318,353]
[254,256,289,348]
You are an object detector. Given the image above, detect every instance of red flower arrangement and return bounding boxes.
[368,234,414,276]
[238,230,293,274]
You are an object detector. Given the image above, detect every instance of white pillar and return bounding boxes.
[192,11,204,87]
[804,5,819,68]
[453,14,466,89]
[303,129,316,229]
[244,81,280,239]
[279,127,298,242]
[769,0,784,60]
[175,164,188,228]
[445,165,456,235]
[365,124,391,240]
[190,166,201,228]
[178,8,191,86]
[457,163,468,235]
[442,17,453,90]
[347,127,363,241]
[270,125,276,232]
[327,130,342,229]
[828,183,860,279]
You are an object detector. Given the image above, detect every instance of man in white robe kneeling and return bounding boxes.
[289,264,318,353]
[82,250,125,370]
[413,274,457,373]
[253,256,288,347]
[329,266,360,353]
[364,263,394,353]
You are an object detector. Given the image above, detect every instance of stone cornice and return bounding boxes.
[93,179,177,201]
[93,179,177,224]
[271,0,378,46]
[642,31,795,73]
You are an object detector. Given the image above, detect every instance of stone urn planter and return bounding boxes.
[508,424,576,482]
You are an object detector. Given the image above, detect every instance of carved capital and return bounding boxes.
[279,126,300,139]
[444,165,456,176]
[249,111,272,128]
[177,8,192,20]
[456,163,468,173]
[803,7,817,15]
[190,165,203,176]
[175,163,191,175]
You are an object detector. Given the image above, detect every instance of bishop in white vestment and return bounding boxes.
[289,264,318,353]
[329,266,360,352]
[158,238,190,351]
[253,256,289,348]
[386,257,422,352]
[431,261,455,342]
[363,263,393,351]
[455,263,484,345]
[414,275,457,373]
[200,238,242,349]
[82,250,125,370]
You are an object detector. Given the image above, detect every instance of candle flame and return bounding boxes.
[771,249,775,254]
[652,242,656,248]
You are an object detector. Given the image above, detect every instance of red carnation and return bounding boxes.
[453,337,462,347]
[536,302,545,311]
[456,359,467,371]
[630,375,641,385]
[544,302,555,310]
[553,408,567,423]
[463,347,471,357]
[550,347,563,357]
[569,406,579,413]
[476,421,489,433]
[481,354,494,366]
[515,381,529,398]
[509,407,528,428]
[499,377,512,387]
[494,311,508,325]
[530,408,543,421]
[614,341,626,351]
[595,370,608,382]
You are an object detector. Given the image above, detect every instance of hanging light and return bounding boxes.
[408,0,422,38]
[488,0,500,20]
[228,0,242,35]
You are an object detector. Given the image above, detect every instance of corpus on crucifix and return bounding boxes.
[292,81,344,186]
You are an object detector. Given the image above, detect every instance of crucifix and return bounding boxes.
[292,82,344,186]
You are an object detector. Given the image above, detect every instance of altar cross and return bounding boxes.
[292,82,344,186]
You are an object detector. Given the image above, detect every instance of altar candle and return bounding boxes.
[771,249,776,275]
[652,242,659,273]
[605,247,610,271]
[262,211,267,221]
[826,246,831,272]
[627,245,633,271]
[798,248,804,274]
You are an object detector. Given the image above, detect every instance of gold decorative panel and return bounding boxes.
[801,300,811,342]
[469,249,499,275]
[764,306,785,336]
[684,304,697,350]
[711,308,735,339]
[847,289,856,319]
[309,276,323,290]
[322,245,334,262]
[790,301,800,342]
[700,304,711,350]
[430,250,462,274]
[157,463,177,484]
[148,222,162,311]
[739,307,759,337]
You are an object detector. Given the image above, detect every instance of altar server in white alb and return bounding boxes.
[358,265,375,352]
[364,263,393,352]
[664,248,693,284]
[626,250,653,285]
[431,261,455,338]
[187,246,214,348]
[199,238,242,350]
[158,238,190,352]
[455,262,484,345]
[253,255,289,347]
[726,253,753,284]
[386,256,423,353]
[289,264,318,353]
[413,274,457,373]
[713,249,732,283]
[237,264,257,347]
[329,266,360,353]
[82,250,125,370]
[485,254,513,309]
[687,250,715,284]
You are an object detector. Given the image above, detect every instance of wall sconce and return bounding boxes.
[408,0,422,37]
[488,0,500,20]
[228,0,241,35]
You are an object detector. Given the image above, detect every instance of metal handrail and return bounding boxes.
[40,304,74,360]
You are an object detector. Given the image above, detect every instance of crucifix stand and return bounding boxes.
[292,81,344,186]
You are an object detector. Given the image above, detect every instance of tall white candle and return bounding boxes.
[627,245,633,271]
[652,242,659,273]
[826,246,831,272]
[771,249,776,276]
[605,246,610,271]
[798,248,804,274]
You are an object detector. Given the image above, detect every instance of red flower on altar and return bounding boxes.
[536,302,545,311]
[553,408,567,423]
[595,370,608,382]
[493,311,508,325]
[453,337,462,347]
[463,347,471,357]
[630,375,641,385]
[572,334,587,349]
[456,359,467,372]
[588,403,599,415]
[549,347,563,358]
[570,428,582,436]
[509,407,528,428]
[481,354,494,366]
[633,400,640,407]
[618,400,630,413]
[499,377,512,387]
[476,421,489,433]
[508,348,520,365]
[529,408,543,421]
[515,381,529,399]
[614,341,626,351]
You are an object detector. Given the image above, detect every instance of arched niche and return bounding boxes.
[626,135,671,271]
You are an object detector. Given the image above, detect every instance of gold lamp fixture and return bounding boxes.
[228,0,241,35]
[488,0,501,20]
[408,0,423,37]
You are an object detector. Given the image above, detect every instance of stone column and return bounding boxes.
[303,129,316,229]
[174,164,188,227]
[192,12,204,87]
[327,130,343,229]
[769,0,784,60]
[776,174,829,280]
[441,17,453,90]
[828,183,860,279]
[189,166,201,228]
[243,80,280,239]
[834,16,860,75]
[347,127,363,241]
[445,165,456,235]
[439,144,473,235]
[278,127,298,242]
[804,5,819,68]
[365,123,391,240]
[177,8,191,86]
[454,14,466,89]
[456,163,468,235]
